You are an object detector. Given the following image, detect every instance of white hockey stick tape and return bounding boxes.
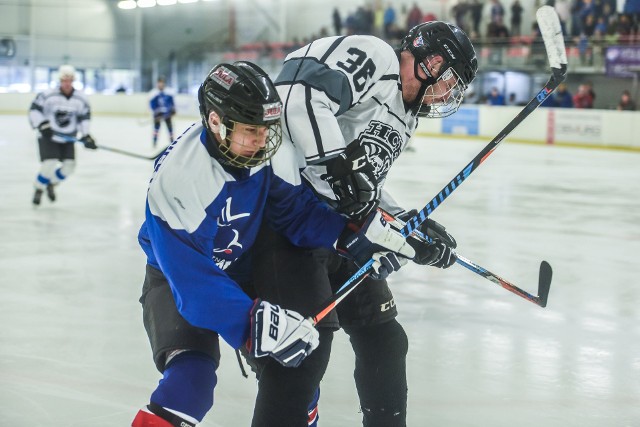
[536,5,568,69]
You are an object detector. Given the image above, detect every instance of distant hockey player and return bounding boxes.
[131,61,414,427]
[247,22,478,426]
[28,64,97,206]
[149,76,176,147]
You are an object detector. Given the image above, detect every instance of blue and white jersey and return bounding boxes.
[28,88,91,143]
[274,35,418,215]
[149,89,176,118]
[138,124,346,349]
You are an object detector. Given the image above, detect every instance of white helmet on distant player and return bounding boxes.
[58,64,76,80]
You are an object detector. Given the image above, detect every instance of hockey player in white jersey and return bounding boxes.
[247,22,478,426]
[28,64,97,206]
[131,61,414,427]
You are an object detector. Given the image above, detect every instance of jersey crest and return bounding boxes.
[213,197,250,270]
[358,120,403,179]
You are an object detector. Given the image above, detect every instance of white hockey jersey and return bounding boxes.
[28,88,91,143]
[274,35,418,215]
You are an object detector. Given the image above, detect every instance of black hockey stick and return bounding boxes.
[381,210,553,307]
[54,133,167,160]
[311,6,566,323]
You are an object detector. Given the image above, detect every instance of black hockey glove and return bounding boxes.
[337,210,415,280]
[248,299,319,368]
[80,134,97,150]
[37,121,53,142]
[323,143,380,220]
[399,210,458,269]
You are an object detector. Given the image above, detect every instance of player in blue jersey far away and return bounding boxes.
[149,76,176,147]
[131,61,415,427]
[28,64,97,206]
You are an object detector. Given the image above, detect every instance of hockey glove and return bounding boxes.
[80,134,97,150]
[399,210,458,269]
[248,300,319,368]
[338,210,415,280]
[37,121,53,142]
[323,142,380,220]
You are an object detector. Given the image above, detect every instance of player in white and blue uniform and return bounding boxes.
[248,22,479,427]
[28,64,97,205]
[149,76,176,147]
[131,61,415,427]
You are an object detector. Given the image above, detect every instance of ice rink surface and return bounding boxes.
[1,114,639,427]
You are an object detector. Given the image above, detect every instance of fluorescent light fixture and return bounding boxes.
[157,0,177,4]
[178,0,199,3]
[137,0,157,7]
[117,0,137,9]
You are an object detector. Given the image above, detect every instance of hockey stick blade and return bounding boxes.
[383,210,551,307]
[537,260,553,307]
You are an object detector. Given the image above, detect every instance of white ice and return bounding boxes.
[1,114,639,427]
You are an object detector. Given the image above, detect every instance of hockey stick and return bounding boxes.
[381,211,553,307]
[310,6,566,324]
[54,133,167,160]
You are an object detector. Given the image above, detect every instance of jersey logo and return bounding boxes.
[55,110,72,127]
[213,197,250,270]
[357,121,403,179]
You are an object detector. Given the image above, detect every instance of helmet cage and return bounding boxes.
[216,118,282,168]
[416,65,466,118]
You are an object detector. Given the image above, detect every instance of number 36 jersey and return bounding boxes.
[274,35,418,212]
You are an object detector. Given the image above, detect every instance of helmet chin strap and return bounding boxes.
[408,56,436,117]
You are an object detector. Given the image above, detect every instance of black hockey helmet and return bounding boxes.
[198,61,282,168]
[401,21,478,118]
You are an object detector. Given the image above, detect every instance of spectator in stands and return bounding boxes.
[541,85,571,108]
[452,1,470,33]
[490,0,505,24]
[510,0,524,36]
[555,0,571,34]
[407,2,424,30]
[486,87,506,105]
[623,0,640,34]
[470,0,484,36]
[488,15,510,38]
[617,90,637,110]
[573,83,595,108]
[553,83,574,107]
[383,3,396,38]
[332,7,342,36]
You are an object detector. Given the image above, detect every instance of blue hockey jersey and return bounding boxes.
[149,88,176,118]
[138,124,346,349]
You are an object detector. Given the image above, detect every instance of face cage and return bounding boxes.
[416,66,466,119]
[218,120,283,168]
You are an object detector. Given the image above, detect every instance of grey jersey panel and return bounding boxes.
[275,35,418,209]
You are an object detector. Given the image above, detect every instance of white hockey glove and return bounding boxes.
[399,210,457,269]
[338,210,416,280]
[248,300,319,368]
[323,142,380,220]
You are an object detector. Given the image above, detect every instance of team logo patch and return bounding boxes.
[212,66,237,90]
[263,102,282,120]
[413,35,425,47]
[357,121,403,179]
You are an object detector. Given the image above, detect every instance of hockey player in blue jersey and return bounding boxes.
[131,61,415,427]
[28,64,97,206]
[149,76,176,147]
